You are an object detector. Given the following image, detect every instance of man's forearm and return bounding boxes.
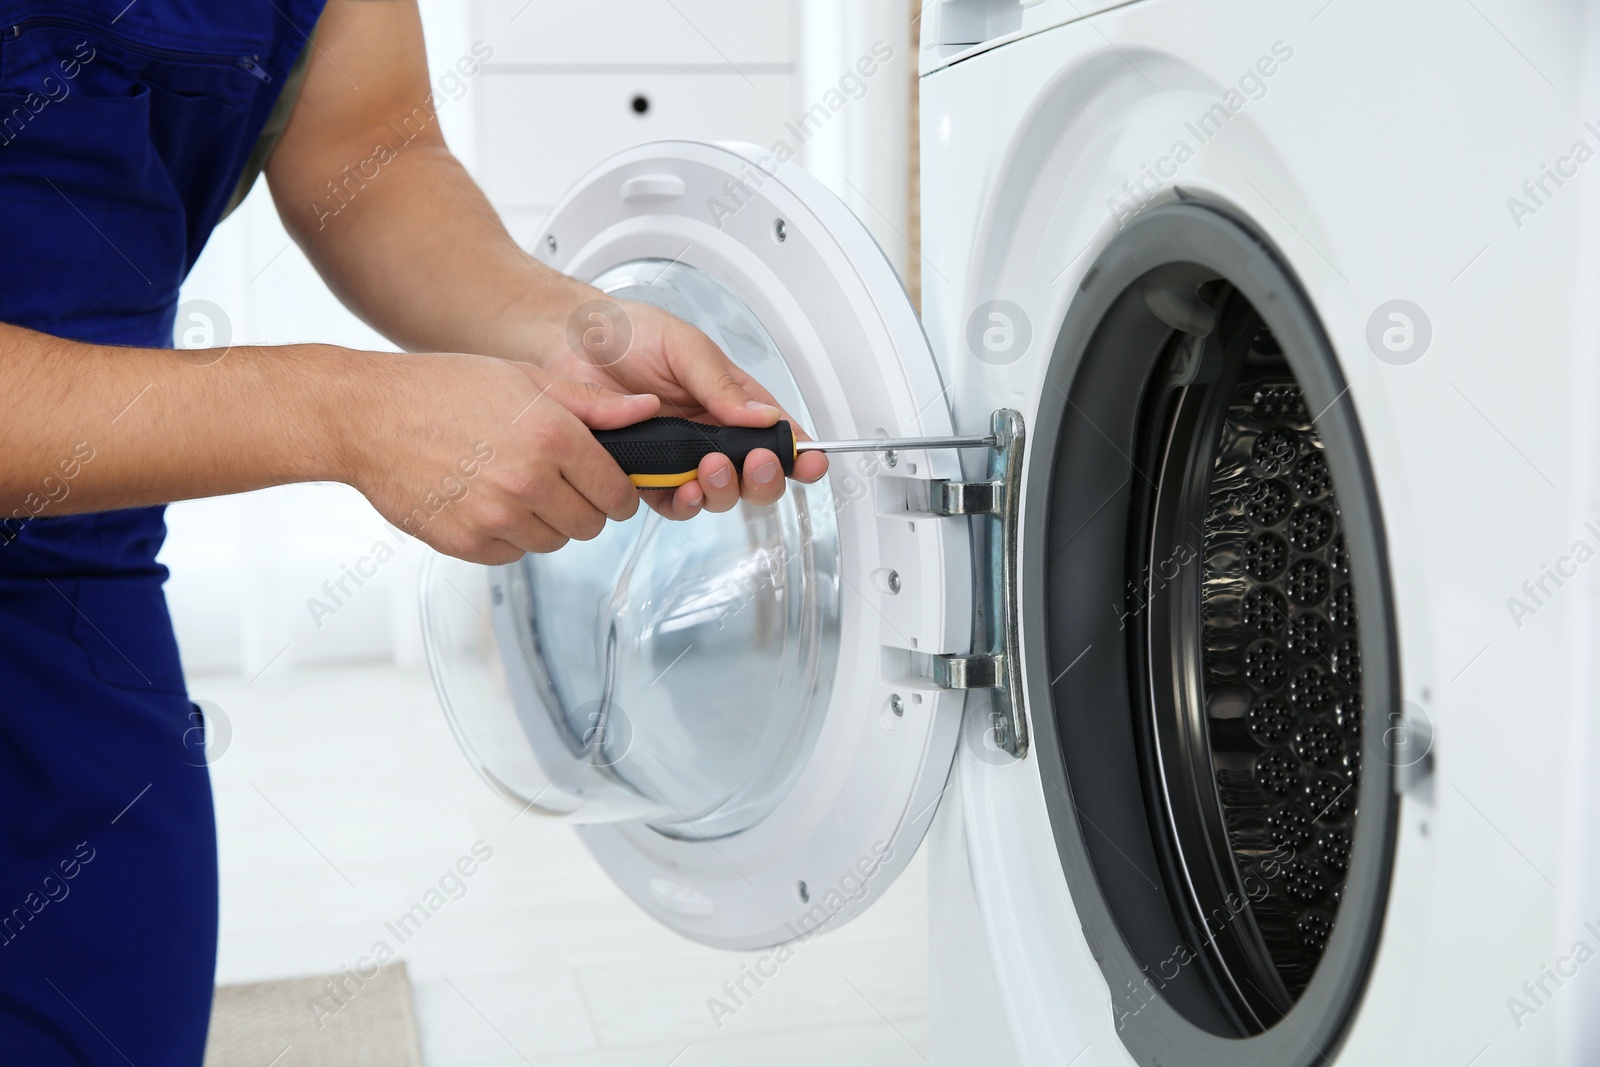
[264,0,584,366]
[0,322,366,518]
[270,139,584,365]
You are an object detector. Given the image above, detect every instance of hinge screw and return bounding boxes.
[773,218,787,242]
[887,570,901,594]
[890,694,904,717]
[546,235,558,254]
[883,449,898,468]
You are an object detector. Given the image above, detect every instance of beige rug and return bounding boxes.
[204,963,424,1067]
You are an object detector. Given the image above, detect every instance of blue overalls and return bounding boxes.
[0,2,324,1062]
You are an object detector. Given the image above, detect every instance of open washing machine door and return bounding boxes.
[420,141,1019,949]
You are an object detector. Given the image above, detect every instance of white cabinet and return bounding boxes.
[478,71,795,208]
[465,0,800,243]
[472,0,795,67]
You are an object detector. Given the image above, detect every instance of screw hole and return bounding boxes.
[545,235,558,255]
[797,880,809,903]
[630,94,650,115]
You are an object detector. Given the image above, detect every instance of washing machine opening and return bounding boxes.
[1027,203,1398,1064]
[423,259,843,840]
[1133,291,1360,1016]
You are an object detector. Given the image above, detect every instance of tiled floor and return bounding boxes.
[198,664,930,1066]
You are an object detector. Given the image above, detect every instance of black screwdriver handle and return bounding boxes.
[594,417,796,489]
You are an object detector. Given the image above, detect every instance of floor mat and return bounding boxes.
[204,962,424,1067]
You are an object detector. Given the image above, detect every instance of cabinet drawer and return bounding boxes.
[477,71,795,208]
[472,0,794,68]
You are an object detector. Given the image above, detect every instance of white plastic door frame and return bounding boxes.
[529,140,975,948]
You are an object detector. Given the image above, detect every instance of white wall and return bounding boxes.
[164,0,912,677]
[798,0,914,281]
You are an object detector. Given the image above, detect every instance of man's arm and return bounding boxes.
[265,0,567,362]
[0,328,347,515]
[0,0,652,562]
[0,322,657,562]
[0,0,824,564]
[265,0,827,519]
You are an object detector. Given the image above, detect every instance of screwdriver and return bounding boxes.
[594,416,997,488]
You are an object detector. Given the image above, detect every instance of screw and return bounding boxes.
[773,218,787,243]
[883,448,898,468]
[797,880,809,903]
[890,694,904,717]
[887,570,901,594]
[546,235,558,255]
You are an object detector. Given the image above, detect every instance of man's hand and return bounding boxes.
[542,298,830,520]
[346,355,659,564]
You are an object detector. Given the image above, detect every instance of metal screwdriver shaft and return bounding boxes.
[797,433,997,454]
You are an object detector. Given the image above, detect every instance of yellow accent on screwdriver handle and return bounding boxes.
[627,471,700,489]
[592,417,797,489]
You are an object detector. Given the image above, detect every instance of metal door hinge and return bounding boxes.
[913,409,1028,759]
[930,478,1004,517]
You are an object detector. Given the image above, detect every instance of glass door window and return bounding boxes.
[424,260,841,840]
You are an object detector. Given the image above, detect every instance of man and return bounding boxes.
[0,1,827,1061]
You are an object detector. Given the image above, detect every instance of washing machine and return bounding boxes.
[422,1,1600,1064]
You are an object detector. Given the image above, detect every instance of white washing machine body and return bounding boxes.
[917,1,1600,1065]
[422,3,1600,1064]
